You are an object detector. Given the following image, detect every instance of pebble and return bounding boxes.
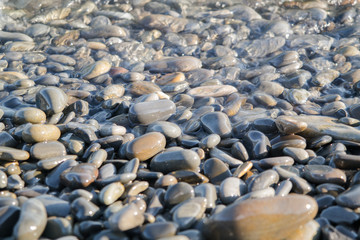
[201,112,232,138]
[30,141,66,160]
[36,87,68,115]
[22,124,61,143]
[126,132,166,161]
[0,147,29,161]
[60,163,98,189]
[150,149,201,174]
[14,107,46,124]
[129,99,176,125]
[188,85,237,97]
[109,203,144,232]
[13,198,47,240]
[204,195,318,240]
[146,56,201,73]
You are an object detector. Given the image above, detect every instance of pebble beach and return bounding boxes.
[0,0,360,239]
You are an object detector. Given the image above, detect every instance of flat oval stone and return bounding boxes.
[320,206,359,225]
[303,165,346,185]
[99,182,125,205]
[275,115,308,134]
[81,25,126,39]
[13,198,47,240]
[336,185,360,208]
[60,163,98,189]
[150,149,201,174]
[126,132,166,161]
[204,195,318,240]
[188,85,237,97]
[0,206,20,238]
[259,156,294,169]
[36,87,68,115]
[172,197,206,230]
[0,147,29,161]
[145,56,201,73]
[283,147,309,164]
[147,121,181,139]
[109,203,144,232]
[80,60,112,80]
[22,124,61,143]
[129,99,176,125]
[30,141,66,160]
[201,112,232,138]
[140,14,188,33]
[14,107,46,124]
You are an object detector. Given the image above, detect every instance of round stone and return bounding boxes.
[80,60,111,80]
[30,141,66,160]
[164,182,194,207]
[14,107,46,124]
[109,203,144,232]
[22,124,61,143]
[0,147,29,161]
[99,182,125,205]
[147,121,182,139]
[126,132,166,161]
[303,165,346,185]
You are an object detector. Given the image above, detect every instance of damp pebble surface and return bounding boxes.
[0,0,360,239]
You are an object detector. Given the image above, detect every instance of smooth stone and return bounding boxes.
[320,206,359,225]
[209,148,243,168]
[275,180,293,197]
[243,130,271,159]
[333,153,360,169]
[200,134,221,149]
[93,229,129,240]
[204,195,318,240]
[0,206,20,238]
[147,121,182,139]
[142,222,178,240]
[71,197,100,221]
[129,99,176,125]
[169,170,208,185]
[336,185,360,208]
[200,112,231,138]
[37,155,77,170]
[270,135,306,155]
[128,82,161,96]
[0,171,7,188]
[259,156,295,168]
[14,107,46,124]
[172,197,206,230]
[316,194,336,210]
[80,60,111,80]
[303,165,346,185]
[60,163,98,189]
[188,85,237,97]
[96,85,125,101]
[0,197,18,208]
[109,203,144,231]
[30,141,66,160]
[194,183,217,210]
[126,132,166,161]
[203,158,232,185]
[283,147,309,164]
[22,124,61,143]
[248,170,279,192]
[36,87,68,115]
[231,142,249,162]
[0,147,29,161]
[99,125,126,137]
[283,115,360,142]
[35,195,70,217]
[165,182,194,207]
[232,162,253,178]
[220,177,247,205]
[154,174,178,188]
[13,198,47,240]
[99,182,125,205]
[290,176,314,195]
[150,149,201,174]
